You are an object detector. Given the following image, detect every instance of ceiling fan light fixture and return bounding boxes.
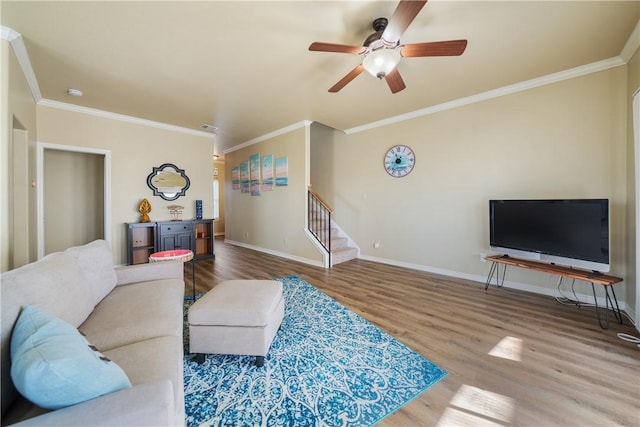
[362,48,401,79]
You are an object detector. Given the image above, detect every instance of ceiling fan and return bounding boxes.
[309,0,467,94]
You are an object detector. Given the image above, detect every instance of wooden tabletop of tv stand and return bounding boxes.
[485,255,622,286]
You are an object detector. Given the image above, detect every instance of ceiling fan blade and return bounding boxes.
[401,40,468,57]
[309,42,366,55]
[328,65,365,92]
[381,0,428,45]
[385,68,406,93]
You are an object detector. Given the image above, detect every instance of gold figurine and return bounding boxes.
[138,198,152,222]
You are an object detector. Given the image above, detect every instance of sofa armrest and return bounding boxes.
[9,381,180,427]
[115,262,184,286]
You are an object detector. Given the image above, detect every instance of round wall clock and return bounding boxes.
[384,145,415,177]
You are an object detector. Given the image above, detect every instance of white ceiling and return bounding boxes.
[2,1,639,154]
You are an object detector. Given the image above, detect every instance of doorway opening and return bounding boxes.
[36,142,111,258]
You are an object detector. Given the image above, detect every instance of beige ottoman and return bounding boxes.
[188,280,284,367]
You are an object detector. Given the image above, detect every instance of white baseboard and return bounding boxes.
[224,239,324,268]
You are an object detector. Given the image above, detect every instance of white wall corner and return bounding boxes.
[620,19,640,62]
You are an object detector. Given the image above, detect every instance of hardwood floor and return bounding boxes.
[185,238,639,426]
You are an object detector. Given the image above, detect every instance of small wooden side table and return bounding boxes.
[149,249,195,300]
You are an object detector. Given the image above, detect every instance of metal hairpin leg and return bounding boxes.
[485,261,507,291]
[591,282,623,329]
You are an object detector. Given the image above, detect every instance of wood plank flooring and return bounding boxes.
[185,238,640,426]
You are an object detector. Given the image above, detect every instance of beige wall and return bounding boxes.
[1,39,38,272]
[225,125,322,264]
[313,66,629,299]
[626,48,640,319]
[310,122,340,201]
[36,106,214,264]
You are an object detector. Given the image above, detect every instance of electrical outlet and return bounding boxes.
[374,242,380,249]
[480,252,487,262]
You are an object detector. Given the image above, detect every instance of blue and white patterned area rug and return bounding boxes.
[183,275,447,427]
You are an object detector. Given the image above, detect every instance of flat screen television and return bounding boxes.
[489,199,610,272]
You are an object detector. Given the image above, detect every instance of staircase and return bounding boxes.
[307,187,358,267]
[326,227,358,265]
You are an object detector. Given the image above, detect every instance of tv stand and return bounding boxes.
[484,255,623,329]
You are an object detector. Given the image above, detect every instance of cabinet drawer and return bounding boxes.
[159,222,193,235]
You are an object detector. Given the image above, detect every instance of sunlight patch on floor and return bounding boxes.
[437,384,515,426]
[488,336,522,361]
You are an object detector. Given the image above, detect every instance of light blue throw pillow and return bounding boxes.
[10,305,132,410]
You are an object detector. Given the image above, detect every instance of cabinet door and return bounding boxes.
[160,235,178,251]
[158,222,194,252]
[176,233,193,251]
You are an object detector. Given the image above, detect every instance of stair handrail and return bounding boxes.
[307,186,332,267]
[308,185,334,214]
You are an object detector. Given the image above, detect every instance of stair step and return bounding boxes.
[331,246,357,265]
[330,237,348,250]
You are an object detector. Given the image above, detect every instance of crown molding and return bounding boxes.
[223,120,312,154]
[38,99,215,138]
[620,19,640,62]
[1,25,20,41]
[345,56,626,135]
[2,26,42,102]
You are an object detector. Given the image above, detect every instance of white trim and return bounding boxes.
[345,57,625,134]
[1,25,20,41]
[2,28,42,102]
[360,253,488,284]
[37,142,112,259]
[224,238,324,268]
[38,99,214,139]
[620,19,640,62]
[304,228,330,268]
[223,120,312,154]
[634,89,640,331]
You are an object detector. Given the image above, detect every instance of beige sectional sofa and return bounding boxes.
[1,240,186,426]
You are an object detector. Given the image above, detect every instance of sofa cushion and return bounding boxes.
[103,336,184,424]
[65,240,117,305]
[79,279,184,352]
[10,306,131,410]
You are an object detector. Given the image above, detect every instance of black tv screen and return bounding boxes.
[489,199,609,272]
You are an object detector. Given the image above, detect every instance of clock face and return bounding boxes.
[384,145,415,177]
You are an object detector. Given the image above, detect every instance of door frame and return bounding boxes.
[633,88,639,330]
[36,142,111,258]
